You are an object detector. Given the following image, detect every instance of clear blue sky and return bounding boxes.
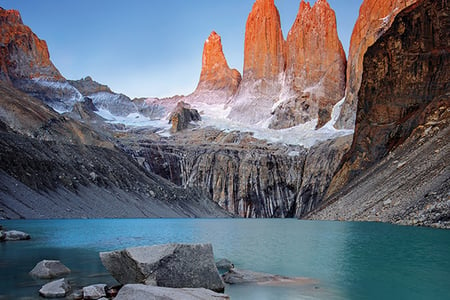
[2,0,362,99]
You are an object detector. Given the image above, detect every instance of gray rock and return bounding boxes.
[100,243,224,292]
[69,290,83,300]
[222,268,315,286]
[168,101,201,133]
[115,284,229,300]
[0,230,30,241]
[215,259,234,272]
[39,278,71,298]
[82,284,106,300]
[29,260,71,279]
[139,129,351,218]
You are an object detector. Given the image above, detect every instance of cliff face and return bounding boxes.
[227,0,285,125]
[0,8,63,83]
[0,8,84,111]
[320,0,450,227]
[274,0,346,129]
[242,0,285,81]
[134,129,351,218]
[335,0,419,129]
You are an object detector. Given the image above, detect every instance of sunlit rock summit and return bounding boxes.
[280,0,346,129]
[0,8,63,83]
[193,31,241,102]
[227,0,286,125]
[228,0,346,129]
[0,7,83,111]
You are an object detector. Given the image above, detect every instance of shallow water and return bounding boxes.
[1,219,449,299]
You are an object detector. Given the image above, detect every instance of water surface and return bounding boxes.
[1,219,449,299]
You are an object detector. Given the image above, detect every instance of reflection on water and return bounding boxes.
[1,219,449,299]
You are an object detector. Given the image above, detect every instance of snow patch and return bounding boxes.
[32,78,83,100]
[288,151,301,157]
[31,78,84,112]
[187,99,353,148]
[95,108,171,135]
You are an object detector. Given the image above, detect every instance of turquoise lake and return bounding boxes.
[1,219,449,299]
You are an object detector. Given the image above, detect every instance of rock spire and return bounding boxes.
[273,0,347,129]
[228,0,286,124]
[194,31,241,98]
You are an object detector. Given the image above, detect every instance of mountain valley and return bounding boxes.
[0,0,448,228]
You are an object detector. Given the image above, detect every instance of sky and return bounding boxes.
[2,0,363,99]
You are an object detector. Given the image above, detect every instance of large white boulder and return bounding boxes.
[29,260,71,279]
[39,278,70,298]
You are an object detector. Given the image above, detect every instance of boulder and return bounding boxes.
[0,230,30,241]
[169,101,201,133]
[29,260,71,279]
[82,284,107,300]
[222,268,315,286]
[215,259,234,273]
[115,284,229,300]
[69,97,104,122]
[70,290,83,300]
[39,278,71,298]
[100,243,225,292]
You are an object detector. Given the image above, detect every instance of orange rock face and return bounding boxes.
[228,0,286,124]
[335,0,419,129]
[0,8,63,82]
[231,0,347,128]
[242,0,285,81]
[195,31,241,96]
[282,0,347,128]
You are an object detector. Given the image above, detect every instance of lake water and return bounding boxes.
[1,219,449,299]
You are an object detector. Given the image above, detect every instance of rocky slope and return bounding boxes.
[309,108,449,228]
[0,81,228,219]
[335,0,419,129]
[310,0,450,228]
[127,129,351,218]
[276,0,346,129]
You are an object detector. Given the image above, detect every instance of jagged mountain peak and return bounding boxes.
[189,30,241,103]
[243,0,285,81]
[270,0,347,129]
[0,7,23,24]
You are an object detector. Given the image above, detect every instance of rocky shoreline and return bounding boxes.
[6,242,316,300]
